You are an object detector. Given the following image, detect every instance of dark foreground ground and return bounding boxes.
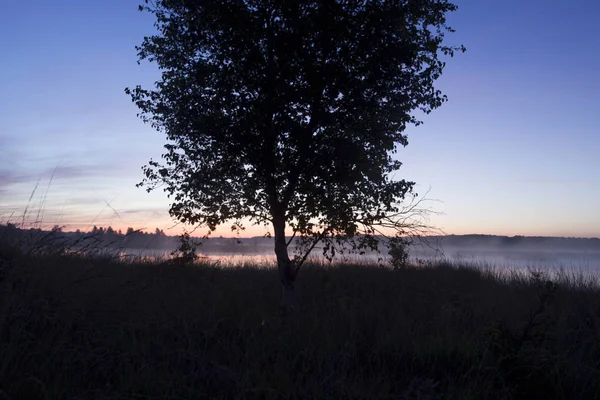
[1,251,600,399]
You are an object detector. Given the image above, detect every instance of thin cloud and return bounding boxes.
[65,197,105,206]
[45,164,119,180]
[0,163,121,187]
[0,170,29,186]
[120,208,166,218]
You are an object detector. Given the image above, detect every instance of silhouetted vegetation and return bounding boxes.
[0,223,273,256]
[2,235,600,399]
[126,0,465,310]
[2,223,597,261]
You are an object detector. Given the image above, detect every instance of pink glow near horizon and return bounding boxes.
[4,209,598,239]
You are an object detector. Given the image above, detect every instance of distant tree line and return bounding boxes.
[2,223,598,255]
[0,223,174,251]
[0,223,274,254]
[441,234,600,250]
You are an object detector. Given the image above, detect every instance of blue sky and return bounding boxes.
[1,0,599,237]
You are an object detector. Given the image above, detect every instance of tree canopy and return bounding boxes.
[127,0,464,309]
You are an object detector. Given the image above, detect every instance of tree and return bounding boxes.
[127,0,464,311]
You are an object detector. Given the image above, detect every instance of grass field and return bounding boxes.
[2,244,600,399]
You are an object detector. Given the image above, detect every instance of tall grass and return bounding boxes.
[1,242,600,399]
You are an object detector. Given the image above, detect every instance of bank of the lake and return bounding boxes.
[1,253,600,399]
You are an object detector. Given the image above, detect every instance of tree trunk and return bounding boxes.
[273,214,296,313]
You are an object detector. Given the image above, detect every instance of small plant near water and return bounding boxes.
[388,237,411,270]
[169,232,200,264]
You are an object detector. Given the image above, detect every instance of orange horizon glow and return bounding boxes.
[2,192,598,240]
[9,220,599,240]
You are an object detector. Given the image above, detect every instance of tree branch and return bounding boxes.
[293,228,329,274]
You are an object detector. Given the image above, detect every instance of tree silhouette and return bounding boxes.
[127,0,464,310]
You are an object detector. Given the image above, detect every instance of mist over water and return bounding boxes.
[119,236,600,280]
[414,245,600,278]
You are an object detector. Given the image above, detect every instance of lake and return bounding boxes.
[110,243,600,281]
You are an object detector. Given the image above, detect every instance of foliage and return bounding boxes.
[485,270,561,398]
[170,232,200,264]
[2,253,600,399]
[388,236,411,269]
[126,0,465,270]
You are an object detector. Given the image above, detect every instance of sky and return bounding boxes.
[1,0,599,238]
